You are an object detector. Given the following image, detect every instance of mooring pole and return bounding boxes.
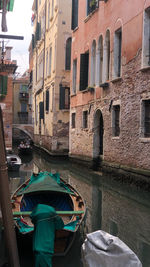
[0,107,20,267]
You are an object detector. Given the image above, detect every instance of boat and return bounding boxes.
[18,140,33,155]
[7,153,22,171]
[11,171,86,256]
[81,230,142,267]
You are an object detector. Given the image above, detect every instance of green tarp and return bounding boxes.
[0,0,14,11]
[31,204,64,267]
[17,171,75,196]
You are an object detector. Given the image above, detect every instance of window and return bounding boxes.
[48,1,50,29]
[142,7,150,67]
[59,85,70,110]
[21,103,27,112]
[49,46,52,76]
[72,113,76,128]
[39,101,44,120]
[114,28,122,78]
[73,59,77,94]
[72,0,78,30]
[80,51,89,91]
[112,105,120,137]
[65,37,72,70]
[103,30,110,82]
[46,50,48,77]
[96,35,103,86]
[0,76,7,96]
[83,110,88,128]
[45,90,49,112]
[51,0,54,18]
[91,40,96,86]
[20,84,28,92]
[87,0,99,16]
[141,100,150,137]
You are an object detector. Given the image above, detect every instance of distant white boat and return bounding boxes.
[81,230,142,267]
[7,154,22,171]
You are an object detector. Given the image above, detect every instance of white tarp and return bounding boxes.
[81,230,142,267]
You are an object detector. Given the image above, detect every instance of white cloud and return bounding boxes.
[1,0,33,75]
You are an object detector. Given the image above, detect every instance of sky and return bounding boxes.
[1,0,33,75]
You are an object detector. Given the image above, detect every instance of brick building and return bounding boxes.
[0,46,17,150]
[70,0,150,176]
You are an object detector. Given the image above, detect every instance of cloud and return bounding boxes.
[1,0,33,74]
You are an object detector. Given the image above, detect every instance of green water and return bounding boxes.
[2,147,150,267]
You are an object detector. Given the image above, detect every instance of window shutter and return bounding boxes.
[39,101,44,119]
[46,90,49,111]
[72,0,78,30]
[35,22,41,42]
[0,76,7,95]
[80,53,89,91]
[59,85,65,110]
[32,34,35,50]
[65,38,72,70]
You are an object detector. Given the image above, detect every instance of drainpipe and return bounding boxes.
[0,107,20,267]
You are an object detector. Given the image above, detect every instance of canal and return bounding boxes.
[1,147,150,266]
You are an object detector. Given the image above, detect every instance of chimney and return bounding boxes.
[5,47,12,61]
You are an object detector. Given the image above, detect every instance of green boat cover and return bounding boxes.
[30,204,65,267]
[17,171,75,196]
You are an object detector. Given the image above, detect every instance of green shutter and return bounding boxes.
[80,53,89,91]
[0,76,8,96]
[32,34,35,50]
[0,0,14,11]
[72,0,78,30]
[2,76,7,95]
[59,85,65,110]
[7,0,14,11]
[35,22,41,43]
[39,102,44,119]
[46,90,49,111]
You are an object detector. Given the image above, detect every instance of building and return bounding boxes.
[0,46,17,150]
[70,0,150,177]
[32,0,72,155]
[28,40,34,125]
[13,72,30,125]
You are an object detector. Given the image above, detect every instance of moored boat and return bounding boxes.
[7,154,22,171]
[18,140,33,155]
[12,171,86,256]
[81,230,142,267]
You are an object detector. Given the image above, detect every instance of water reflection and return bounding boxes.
[7,148,150,267]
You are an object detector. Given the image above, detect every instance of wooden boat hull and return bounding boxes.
[12,173,86,256]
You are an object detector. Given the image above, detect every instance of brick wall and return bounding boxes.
[70,50,150,171]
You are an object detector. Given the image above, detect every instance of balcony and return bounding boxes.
[19,92,29,101]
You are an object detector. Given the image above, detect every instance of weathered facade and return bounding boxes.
[0,46,17,150]
[32,0,72,155]
[13,72,30,125]
[70,0,150,176]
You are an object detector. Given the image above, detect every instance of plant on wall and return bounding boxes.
[90,0,97,8]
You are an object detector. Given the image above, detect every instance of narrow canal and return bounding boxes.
[3,147,150,266]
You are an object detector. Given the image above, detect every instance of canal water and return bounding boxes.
[1,147,150,266]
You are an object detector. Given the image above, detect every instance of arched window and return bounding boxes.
[91,40,96,86]
[103,30,110,82]
[65,37,72,70]
[96,35,103,86]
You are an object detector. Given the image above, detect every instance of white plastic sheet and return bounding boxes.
[81,230,142,267]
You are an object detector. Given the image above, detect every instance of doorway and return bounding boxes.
[93,109,104,158]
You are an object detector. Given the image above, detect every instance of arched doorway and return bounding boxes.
[93,109,104,159]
